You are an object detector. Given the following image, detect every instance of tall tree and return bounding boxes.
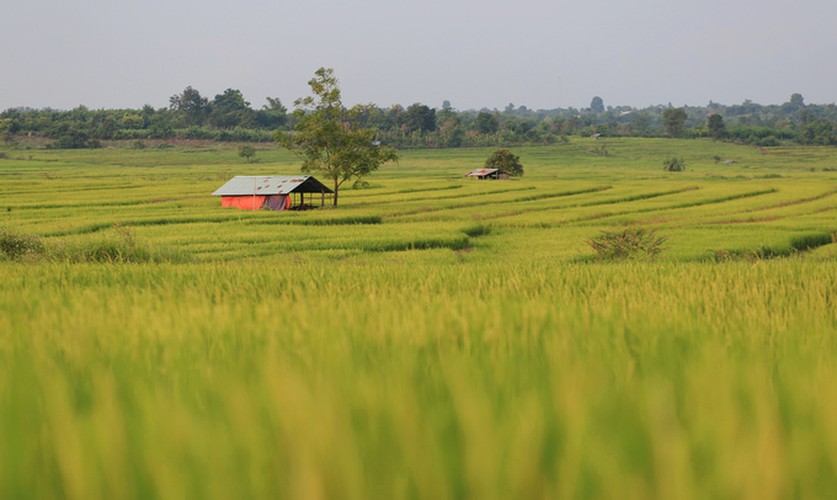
[209,88,253,129]
[662,107,688,137]
[475,112,499,134]
[707,113,727,139]
[254,97,288,129]
[169,86,209,126]
[404,103,436,132]
[276,68,398,207]
[590,96,605,113]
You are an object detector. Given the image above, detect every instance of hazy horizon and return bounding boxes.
[3,0,835,112]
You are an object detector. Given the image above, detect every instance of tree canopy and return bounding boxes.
[275,68,398,207]
[590,96,605,113]
[4,89,836,149]
[485,148,524,177]
[662,107,688,137]
[707,113,727,139]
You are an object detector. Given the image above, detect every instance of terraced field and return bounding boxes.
[1,138,835,262]
[1,139,836,499]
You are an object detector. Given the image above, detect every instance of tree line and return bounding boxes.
[2,86,836,149]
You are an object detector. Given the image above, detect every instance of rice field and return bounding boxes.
[1,138,836,499]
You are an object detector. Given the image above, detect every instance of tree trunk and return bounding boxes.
[333,178,339,207]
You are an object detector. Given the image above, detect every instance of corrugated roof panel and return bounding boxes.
[465,168,499,177]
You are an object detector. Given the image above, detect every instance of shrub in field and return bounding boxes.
[663,156,685,172]
[461,223,492,238]
[0,227,44,260]
[238,144,257,163]
[713,232,833,261]
[56,226,187,263]
[789,232,834,252]
[586,227,667,260]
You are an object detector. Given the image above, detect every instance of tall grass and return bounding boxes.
[0,140,836,499]
[1,260,836,499]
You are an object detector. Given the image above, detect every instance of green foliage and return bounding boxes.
[475,111,499,134]
[662,156,685,171]
[707,113,727,139]
[6,87,837,150]
[798,119,835,145]
[278,68,398,206]
[590,96,605,113]
[238,144,256,162]
[713,233,833,261]
[461,223,492,238]
[662,107,688,137]
[255,97,287,129]
[727,126,794,146]
[485,148,524,176]
[169,86,209,126]
[209,88,254,129]
[586,226,667,260]
[0,227,43,260]
[790,232,834,252]
[404,103,437,132]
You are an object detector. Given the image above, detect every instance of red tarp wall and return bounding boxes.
[221,196,267,210]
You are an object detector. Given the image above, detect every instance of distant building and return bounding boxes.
[212,175,333,210]
[464,168,508,180]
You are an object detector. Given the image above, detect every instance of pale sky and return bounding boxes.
[2,0,836,111]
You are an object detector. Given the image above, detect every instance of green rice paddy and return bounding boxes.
[1,138,836,499]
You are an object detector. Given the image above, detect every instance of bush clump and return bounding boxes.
[663,156,686,172]
[461,224,492,238]
[0,227,44,260]
[586,227,667,260]
[1,225,188,263]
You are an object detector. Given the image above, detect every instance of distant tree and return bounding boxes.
[122,113,145,130]
[0,118,15,144]
[475,112,499,134]
[148,112,175,139]
[798,119,834,145]
[169,86,209,126]
[629,113,654,136]
[590,96,605,113]
[275,68,398,207]
[383,104,405,133]
[485,148,524,177]
[255,97,287,129]
[662,156,685,172]
[707,113,727,139]
[439,115,463,147]
[662,107,688,137]
[238,144,256,162]
[404,103,436,132]
[789,93,805,108]
[209,88,253,129]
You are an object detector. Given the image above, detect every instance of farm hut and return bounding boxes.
[212,175,333,210]
[464,168,508,180]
